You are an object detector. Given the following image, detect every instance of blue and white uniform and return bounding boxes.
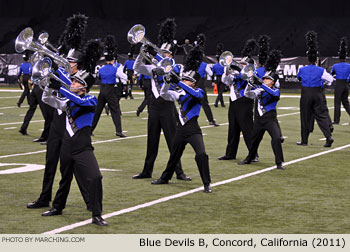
[297,64,334,144]
[42,85,103,217]
[157,81,211,186]
[330,62,350,123]
[212,62,225,107]
[243,83,284,165]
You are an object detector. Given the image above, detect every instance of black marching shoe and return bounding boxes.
[33,137,46,143]
[296,141,307,146]
[238,159,251,165]
[332,121,339,125]
[151,178,169,184]
[19,129,28,135]
[92,216,108,226]
[116,132,128,138]
[218,155,235,160]
[27,200,49,209]
[136,110,141,117]
[132,173,151,179]
[324,137,334,147]
[204,184,212,193]
[214,104,218,107]
[42,208,62,216]
[209,121,220,127]
[176,173,192,181]
[276,164,286,170]
[17,102,21,108]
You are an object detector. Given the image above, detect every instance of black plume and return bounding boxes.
[58,13,88,55]
[158,18,176,46]
[265,50,282,72]
[196,33,206,48]
[305,30,318,62]
[78,39,103,73]
[183,45,203,72]
[241,39,258,57]
[258,35,270,66]
[104,35,117,55]
[338,37,347,60]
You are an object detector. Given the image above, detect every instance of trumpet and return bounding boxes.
[32,57,70,89]
[219,51,243,74]
[15,27,71,75]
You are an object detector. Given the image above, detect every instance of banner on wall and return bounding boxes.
[0,54,343,89]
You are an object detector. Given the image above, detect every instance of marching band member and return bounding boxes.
[212,60,225,108]
[132,18,191,181]
[92,35,128,138]
[218,39,258,161]
[296,31,334,147]
[151,46,212,193]
[123,52,135,99]
[331,37,350,124]
[17,53,32,107]
[41,45,107,225]
[238,50,285,170]
[196,36,219,126]
[27,14,90,209]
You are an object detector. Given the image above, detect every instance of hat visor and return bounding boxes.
[262,76,274,81]
[182,76,196,83]
[161,49,172,54]
[67,57,79,63]
[72,76,87,86]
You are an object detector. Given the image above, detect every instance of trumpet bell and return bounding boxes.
[32,57,52,83]
[15,27,34,53]
[219,51,234,67]
[127,24,146,44]
[158,57,175,74]
[38,32,49,45]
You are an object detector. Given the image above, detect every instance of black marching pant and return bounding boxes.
[126,73,134,99]
[300,87,332,143]
[333,79,350,123]
[53,130,102,216]
[246,111,284,165]
[37,111,89,205]
[215,77,225,107]
[225,97,254,158]
[137,79,151,113]
[141,97,184,176]
[196,78,214,122]
[20,85,53,140]
[92,84,122,133]
[160,119,211,185]
[18,74,31,105]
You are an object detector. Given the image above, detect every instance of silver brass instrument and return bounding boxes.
[219,51,243,74]
[38,32,59,53]
[240,64,263,87]
[32,57,70,89]
[127,24,165,64]
[15,27,71,75]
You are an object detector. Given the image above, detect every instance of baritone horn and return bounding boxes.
[15,27,71,75]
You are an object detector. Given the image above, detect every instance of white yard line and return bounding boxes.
[43,143,350,234]
[0,96,20,99]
